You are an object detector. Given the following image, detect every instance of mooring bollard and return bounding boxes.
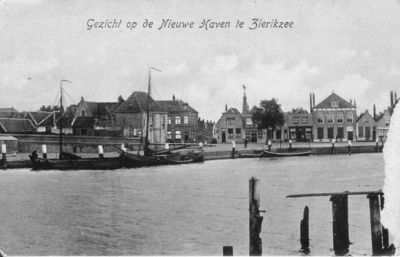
[367,193,382,255]
[223,246,233,256]
[289,140,292,152]
[199,142,203,150]
[42,144,47,159]
[249,177,263,256]
[232,141,236,159]
[98,145,104,159]
[375,138,379,152]
[268,140,271,151]
[300,206,310,253]
[1,144,6,169]
[332,139,335,154]
[348,140,352,155]
[165,143,169,150]
[330,195,349,255]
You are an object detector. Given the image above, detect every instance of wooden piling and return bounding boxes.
[367,193,382,255]
[375,139,379,152]
[232,141,236,159]
[348,140,352,155]
[300,206,310,252]
[98,145,104,159]
[223,246,233,256]
[249,177,263,256]
[42,144,47,159]
[289,140,292,152]
[268,141,271,151]
[330,195,349,255]
[331,139,335,154]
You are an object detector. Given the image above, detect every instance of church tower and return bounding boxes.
[242,85,249,114]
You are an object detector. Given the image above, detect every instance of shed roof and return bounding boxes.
[157,100,198,113]
[0,118,36,133]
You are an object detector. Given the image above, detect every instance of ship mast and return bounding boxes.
[59,79,73,159]
[144,68,161,156]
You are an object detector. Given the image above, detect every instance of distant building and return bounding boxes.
[0,118,36,133]
[73,97,121,136]
[114,91,168,143]
[375,108,391,140]
[356,110,375,141]
[216,107,243,144]
[157,96,199,143]
[25,111,55,133]
[312,93,357,142]
[287,108,313,142]
[197,118,216,143]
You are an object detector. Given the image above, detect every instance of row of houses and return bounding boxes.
[0,92,217,144]
[216,89,397,143]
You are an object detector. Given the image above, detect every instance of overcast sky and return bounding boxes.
[1,0,400,121]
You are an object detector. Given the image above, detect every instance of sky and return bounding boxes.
[1,0,400,122]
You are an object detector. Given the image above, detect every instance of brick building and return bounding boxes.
[312,92,357,142]
[157,96,198,143]
[287,108,313,142]
[114,91,168,143]
[356,110,375,141]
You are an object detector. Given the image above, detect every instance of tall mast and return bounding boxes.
[144,69,151,154]
[59,80,63,159]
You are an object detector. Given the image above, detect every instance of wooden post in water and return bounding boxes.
[300,206,310,252]
[367,193,382,255]
[289,140,292,152]
[1,144,6,169]
[232,141,236,159]
[249,177,263,256]
[98,145,104,159]
[331,139,335,154]
[330,195,349,255]
[223,246,233,256]
[268,140,271,151]
[380,195,389,250]
[375,138,379,152]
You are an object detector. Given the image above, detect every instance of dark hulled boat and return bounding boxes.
[262,150,311,157]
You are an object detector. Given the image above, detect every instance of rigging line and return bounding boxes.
[52,90,60,107]
[63,89,77,105]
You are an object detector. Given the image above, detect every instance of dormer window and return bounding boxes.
[331,101,339,107]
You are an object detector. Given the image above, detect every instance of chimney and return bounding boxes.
[350,99,352,105]
[354,100,356,107]
[310,93,313,113]
[225,104,227,112]
[373,104,376,120]
[390,91,394,109]
[313,93,315,107]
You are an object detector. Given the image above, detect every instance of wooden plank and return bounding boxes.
[287,190,383,198]
[330,195,349,255]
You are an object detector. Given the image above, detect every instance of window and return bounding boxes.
[337,112,343,123]
[162,116,165,127]
[364,116,369,123]
[327,112,334,124]
[302,116,308,124]
[365,126,371,138]
[290,128,296,139]
[328,127,334,139]
[317,113,324,124]
[175,116,181,125]
[258,130,263,139]
[184,116,188,124]
[347,112,353,123]
[167,130,172,139]
[168,117,171,124]
[226,117,235,125]
[378,129,384,137]
[331,101,339,107]
[337,127,344,138]
[385,118,390,126]
[246,131,251,139]
[81,110,85,116]
[149,116,153,127]
[175,130,181,140]
[235,128,241,139]
[317,127,324,139]
[293,117,299,125]
[228,128,234,139]
[358,126,364,137]
[246,118,252,127]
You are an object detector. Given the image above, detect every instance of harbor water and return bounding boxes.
[0,153,385,255]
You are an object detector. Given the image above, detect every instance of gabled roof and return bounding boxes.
[0,111,23,119]
[27,111,53,126]
[291,107,309,114]
[0,118,36,133]
[356,110,373,122]
[84,101,121,116]
[0,107,18,112]
[72,116,96,128]
[314,93,355,109]
[223,108,241,115]
[157,100,198,113]
[115,91,166,113]
[55,105,77,128]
